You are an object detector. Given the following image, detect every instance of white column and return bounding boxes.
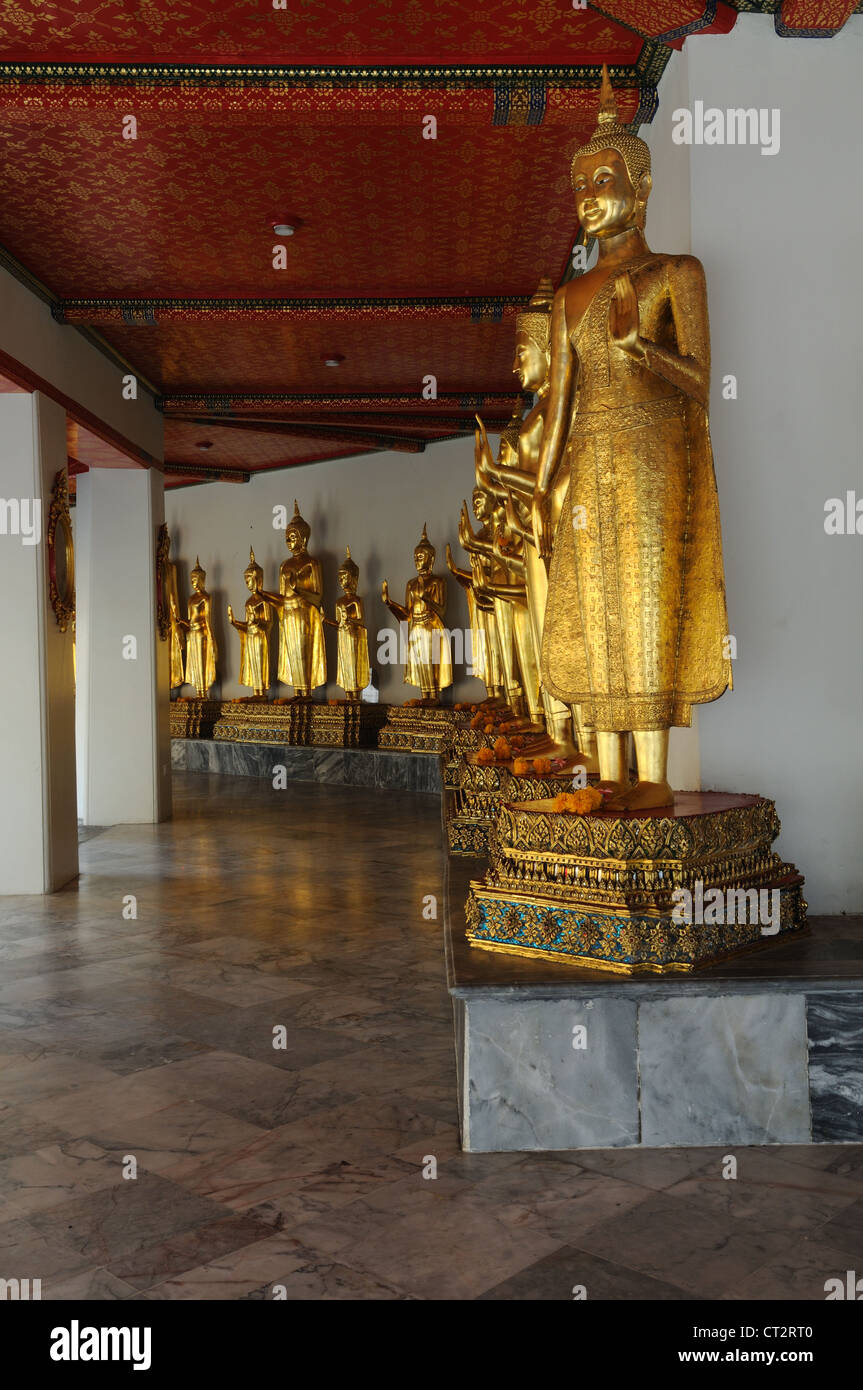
[76,467,172,825]
[0,392,78,893]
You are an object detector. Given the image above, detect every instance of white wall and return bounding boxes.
[165,437,484,705]
[678,15,863,912]
[0,262,163,463]
[0,394,78,892]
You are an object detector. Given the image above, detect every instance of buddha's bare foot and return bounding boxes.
[596,779,629,801]
[608,779,674,812]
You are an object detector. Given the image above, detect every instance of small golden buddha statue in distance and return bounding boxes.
[228,548,276,699]
[277,500,327,700]
[382,525,452,703]
[171,556,218,698]
[446,487,504,702]
[325,546,370,701]
[534,65,731,809]
[165,539,184,691]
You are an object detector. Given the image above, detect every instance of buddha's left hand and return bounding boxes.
[609,272,646,361]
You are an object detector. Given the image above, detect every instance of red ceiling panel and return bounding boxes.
[99,317,526,395]
[0,1,642,65]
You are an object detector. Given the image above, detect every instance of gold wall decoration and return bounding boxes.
[46,468,74,633]
[155,522,172,642]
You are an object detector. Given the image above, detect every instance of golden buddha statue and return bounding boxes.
[325,546,370,700]
[382,525,452,702]
[165,542,184,690]
[446,487,504,701]
[171,557,217,698]
[533,66,731,809]
[467,419,542,722]
[277,501,327,699]
[228,548,276,698]
[475,282,594,763]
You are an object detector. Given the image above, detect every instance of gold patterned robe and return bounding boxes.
[277,556,327,692]
[542,254,731,731]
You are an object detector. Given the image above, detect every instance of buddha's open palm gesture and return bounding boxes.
[609,271,642,357]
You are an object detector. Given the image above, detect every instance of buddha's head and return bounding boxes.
[571,66,651,239]
[514,277,554,390]
[190,557,205,593]
[338,546,359,595]
[414,524,435,575]
[285,500,311,555]
[244,547,262,593]
[497,411,521,470]
[472,486,490,523]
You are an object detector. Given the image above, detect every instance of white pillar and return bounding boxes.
[0,393,78,892]
[76,467,172,825]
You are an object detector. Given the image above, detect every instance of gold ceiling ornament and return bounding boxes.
[46,469,75,634]
[570,63,651,195]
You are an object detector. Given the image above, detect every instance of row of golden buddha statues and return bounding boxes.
[173,66,732,814]
[169,517,370,703]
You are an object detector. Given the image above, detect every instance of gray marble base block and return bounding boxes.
[171,738,440,793]
[807,991,863,1143]
[639,995,810,1146]
[463,998,639,1151]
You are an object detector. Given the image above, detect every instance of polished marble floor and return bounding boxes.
[0,772,861,1300]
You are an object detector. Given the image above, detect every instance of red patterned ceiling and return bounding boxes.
[2,1,850,486]
[0,0,641,64]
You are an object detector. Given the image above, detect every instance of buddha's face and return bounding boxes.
[339,569,357,595]
[414,547,433,575]
[572,148,649,239]
[513,333,548,392]
[244,570,257,592]
[285,525,305,554]
[473,489,489,522]
[498,439,518,469]
[191,571,204,593]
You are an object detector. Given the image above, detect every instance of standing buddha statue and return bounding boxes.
[277,501,327,700]
[446,487,504,702]
[228,548,275,698]
[325,546,370,701]
[534,66,731,809]
[382,525,452,702]
[172,557,218,698]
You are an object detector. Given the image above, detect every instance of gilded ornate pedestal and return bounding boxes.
[310,701,388,748]
[466,792,807,974]
[214,699,316,745]
[169,698,223,740]
[378,704,457,753]
[448,757,595,856]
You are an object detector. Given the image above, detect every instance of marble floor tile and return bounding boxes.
[479,1246,703,1301]
[26,1170,235,1266]
[564,1190,802,1299]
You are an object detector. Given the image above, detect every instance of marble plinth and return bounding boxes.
[171,737,442,793]
[446,854,863,1151]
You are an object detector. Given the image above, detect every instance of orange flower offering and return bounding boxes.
[551,787,604,815]
[470,713,484,729]
[511,736,524,749]
[533,756,552,775]
[483,722,495,734]
[493,737,512,762]
[475,747,495,765]
[512,757,531,776]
